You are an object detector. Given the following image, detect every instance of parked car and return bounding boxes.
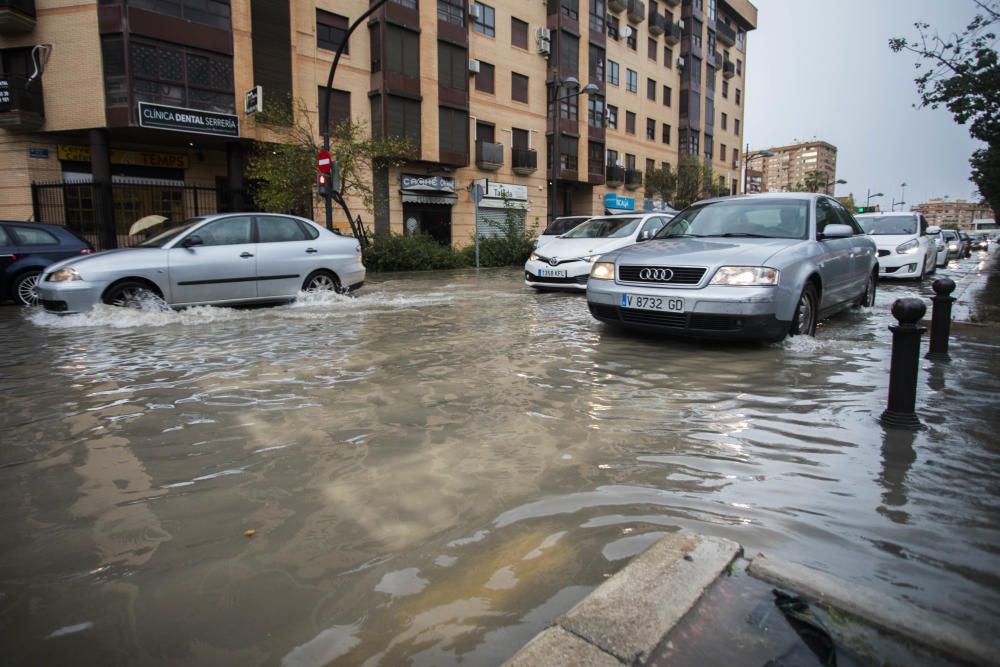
[586,193,878,342]
[970,234,990,252]
[926,228,949,267]
[856,212,938,280]
[37,213,364,314]
[1,221,94,306]
[534,216,593,249]
[941,229,962,261]
[525,212,674,291]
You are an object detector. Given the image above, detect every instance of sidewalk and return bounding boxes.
[947,248,1000,325]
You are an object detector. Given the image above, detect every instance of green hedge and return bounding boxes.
[365,223,537,272]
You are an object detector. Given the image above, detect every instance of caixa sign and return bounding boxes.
[604,193,635,210]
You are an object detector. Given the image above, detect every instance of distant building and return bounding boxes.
[911,199,993,230]
[746,169,763,193]
[760,141,838,194]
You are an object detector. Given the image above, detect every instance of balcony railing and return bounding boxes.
[648,11,666,35]
[624,168,643,190]
[627,0,645,24]
[0,74,44,130]
[710,51,723,69]
[512,148,537,175]
[476,140,504,171]
[608,0,627,13]
[664,21,682,45]
[0,0,35,33]
[716,19,737,47]
[606,164,625,187]
[723,59,736,79]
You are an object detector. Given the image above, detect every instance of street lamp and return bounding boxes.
[900,182,907,208]
[831,178,847,196]
[742,147,774,193]
[866,189,884,206]
[548,78,599,221]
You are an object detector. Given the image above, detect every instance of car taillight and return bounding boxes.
[80,249,93,255]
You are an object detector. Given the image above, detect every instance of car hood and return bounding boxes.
[600,237,799,266]
[534,236,635,259]
[43,247,165,275]
[868,234,918,251]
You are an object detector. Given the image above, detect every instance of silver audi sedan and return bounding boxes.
[586,193,878,342]
[37,213,365,314]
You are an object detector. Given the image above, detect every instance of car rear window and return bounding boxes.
[0,226,10,246]
[562,217,642,239]
[11,226,59,246]
[858,216,917,235]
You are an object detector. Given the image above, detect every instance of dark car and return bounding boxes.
[958,231,973,258]
[971,234,990,252]
[1,222,94,306]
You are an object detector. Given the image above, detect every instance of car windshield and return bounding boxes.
[561,216,642,239]
[942,230,958,240]
[137,219,202,248]
[656,199,809,239]
[543,218,589,235]
[859,216,917,235]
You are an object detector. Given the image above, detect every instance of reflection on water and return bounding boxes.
[0,265,998,666]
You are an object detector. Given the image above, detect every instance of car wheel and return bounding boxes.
[12,270,41,306]
[102,281,162,309]
[854,270,877,308]
[302,270,342,294]
[917,258,927,281]
[790,283,818,337]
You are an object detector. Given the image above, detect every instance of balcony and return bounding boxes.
[664,21,682,45]
[512,148,538,175]
[648,11,666,35]
[608,0,627,12]
[606,164,625,187]
[723,59,736,79]
[0,0,35,33]
[624,168,643,190]
[627,0,645,24]
[710,51,723,69]
[475,140,504,171]
[0,74,44,130]
[663,0,680,7]
[716,19,737,47]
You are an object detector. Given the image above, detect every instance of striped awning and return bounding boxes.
[401,192,458,205]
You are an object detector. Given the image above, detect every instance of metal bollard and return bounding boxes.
[925,278,956,361]
[880,298,927,429]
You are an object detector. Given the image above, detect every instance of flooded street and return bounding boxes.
[1,260,999,666]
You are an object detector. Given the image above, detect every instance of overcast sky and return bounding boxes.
[744,0,986,208]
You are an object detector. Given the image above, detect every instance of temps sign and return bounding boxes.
[138,102,240,138]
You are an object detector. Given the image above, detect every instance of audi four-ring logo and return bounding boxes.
[639,268,674,281]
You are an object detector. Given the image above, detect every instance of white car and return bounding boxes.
[525,213,674,291]
[534,216,592,249]
[856,212,938,280]
[926,228,949,267]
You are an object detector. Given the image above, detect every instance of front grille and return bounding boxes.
[41,300,68,312]
[619,308,687,327]
[877,249,890,257]
[591,305,745,331]
[534,255,578,266]
[619,265,707,285]
[529,273,587,285]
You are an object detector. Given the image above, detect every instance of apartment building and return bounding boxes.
[911,198,994,231]
[0,0,755,249]
[760,140,838,194]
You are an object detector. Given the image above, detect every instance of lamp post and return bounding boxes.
[742,146,774,193]
[548,78,599,221]
[866,189,884,207]
[900,182,907,208]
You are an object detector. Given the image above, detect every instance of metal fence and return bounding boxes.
[30,180,246,249]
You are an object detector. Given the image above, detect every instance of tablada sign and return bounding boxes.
[138,102,239,138]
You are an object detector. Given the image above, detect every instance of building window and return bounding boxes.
[735,88,741,105]
[679,93,688,118]
[506,18,529,49]
[607,148,619,165]
[705,97,714,127]
[720,144,726,162]
[646,158,656,173]
[473,2,495,37]
[608,60,620,86]
[476,121,496,144]
[737,29,745,50]
[512,127,530,150]
[590,44,605,84]
[722,80,728,98]
[625,153,636,171]
[131,0,232,29]
[735,118,740,135]
[662,123,670,144]
[626,27,637,50]
[590,0,606,33]
[588,96,605,128]
[721,112,727,130]
[369,25,381,72]
[560,31,579,71]
[589,140,604,173]
[386,25,420,79]
[387,95,421,149]
[476,61,495,93]
[130,39,235,113]
[646,118,655,141]
[647,78,656,101]
[736,59,742,76]
[318,87,350,129]
[438,0,465,26]
[626,68,637,93]
[606,105,618,129]
[625,111,636,134]
[607,15,619,40]
[317,10,348,53]
[439,106,467,156]
[664,45,673,68]
[560,135,578,170]
[732,147,739,164]
[438,42,468,91]
[561,0,579,20]
[648,37,657,61]
[512,72,529,103]
[663,85,672,107]
[559,93,578,121]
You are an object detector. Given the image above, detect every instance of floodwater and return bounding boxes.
[1,257,998,666]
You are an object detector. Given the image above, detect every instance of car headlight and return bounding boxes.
[47,267,82,282]
[896,239,920,254]
[529,252,540,262]
[584,254,602,263]
[709,266,779,286]
[948,243,959,250]
[590,262,615,280]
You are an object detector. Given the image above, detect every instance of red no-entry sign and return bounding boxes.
[316,150,332,173]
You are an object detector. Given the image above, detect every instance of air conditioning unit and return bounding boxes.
[468,58,481,74]
[677,56,686,69]
[536,26,552,41]
[469,3,481,20]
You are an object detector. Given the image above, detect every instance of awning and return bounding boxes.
[401,192,458,205]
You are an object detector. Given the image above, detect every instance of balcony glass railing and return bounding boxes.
[475,140,504,170]
[512,148,537,173]
[606,165,625,185]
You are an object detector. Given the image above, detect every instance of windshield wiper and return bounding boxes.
[661,233,704,238]
[702,233,769,238]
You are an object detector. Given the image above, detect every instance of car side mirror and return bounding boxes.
[181,235,203,248]
[819,224,853,239]
[926,225,941,234]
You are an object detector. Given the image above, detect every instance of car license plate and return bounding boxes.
[539,268,567,278]
[621,294,684,312]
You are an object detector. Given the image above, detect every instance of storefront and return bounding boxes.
[400,174,457,245]
[476,181,529,238]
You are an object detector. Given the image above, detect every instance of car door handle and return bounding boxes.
[240,252,254,258]
[306,248,318,254]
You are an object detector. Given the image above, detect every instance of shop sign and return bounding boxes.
[138,102,239,138]
[400,174,456,192]
[29,148,49,159]
[484,182,528,201]
[57,145,190,169]
[0,79,11,110]
[605,193,635,210]
[245,86,262,115]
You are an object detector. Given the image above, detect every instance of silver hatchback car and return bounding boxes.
[37,213,365,314]
[586,193,878,341]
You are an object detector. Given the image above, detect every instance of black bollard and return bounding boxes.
[880,298,927,429]
[925,278,956,361]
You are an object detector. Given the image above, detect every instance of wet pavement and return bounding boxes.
[1,251,998,666]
